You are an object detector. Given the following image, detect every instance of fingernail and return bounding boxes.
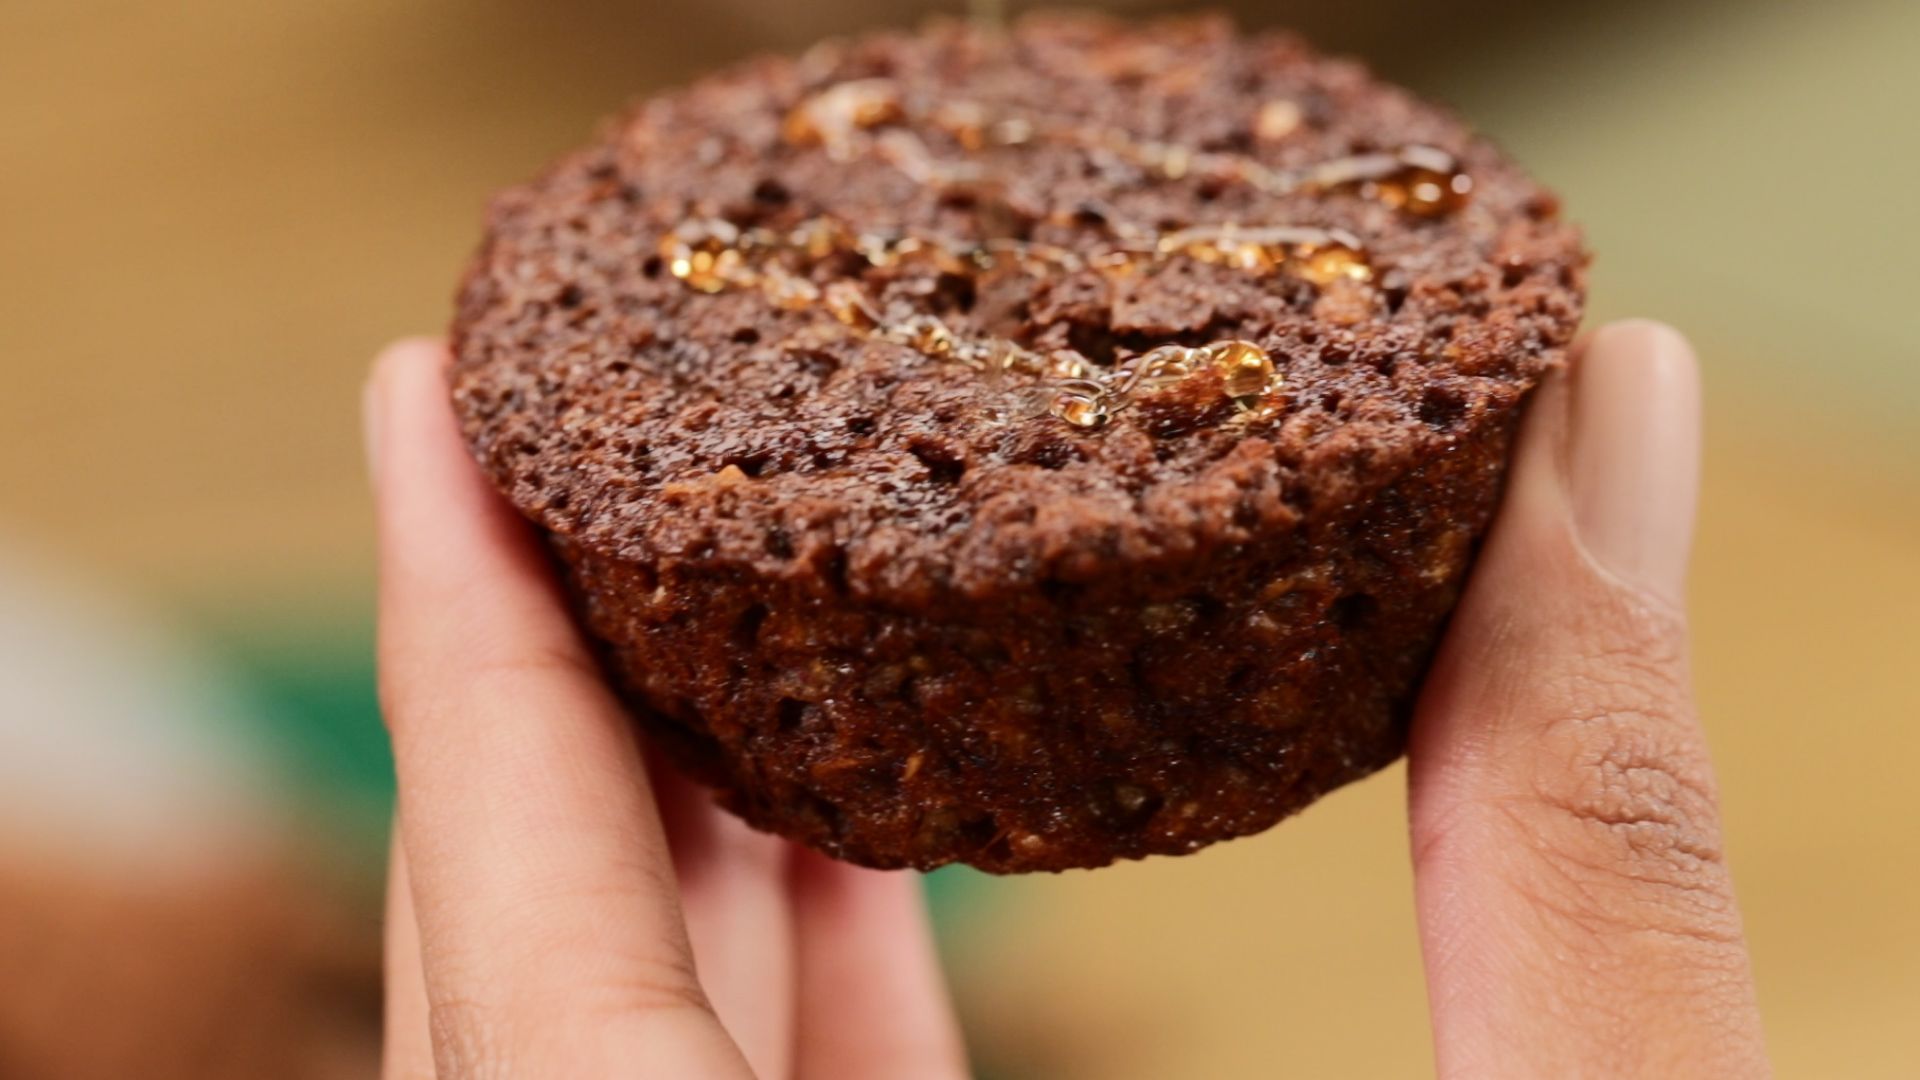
[1567,320,1701,606]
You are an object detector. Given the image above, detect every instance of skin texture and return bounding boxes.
[367,321,1768,1077]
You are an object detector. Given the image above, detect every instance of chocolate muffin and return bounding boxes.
[450,13,1586,872]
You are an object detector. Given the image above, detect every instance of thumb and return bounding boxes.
[1407,321,1767,1078]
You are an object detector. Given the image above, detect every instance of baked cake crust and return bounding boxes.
[450,13,1586,871]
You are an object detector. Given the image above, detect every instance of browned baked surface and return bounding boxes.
[450,13,1585,872]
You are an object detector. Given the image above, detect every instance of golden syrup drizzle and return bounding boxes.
[660,219,747,293]
[1154,224,1373,284]
[785,81,1475,217]
[781,79,905,159]
[1039,341,1282,429]
[691,78,1480,429]
[659,216,1368,290]
[658,214,1301,428]
[1295,144,1475,217]
[911,96,1474,215]
[1208,340,1279,398]
[1053,127,1473,214]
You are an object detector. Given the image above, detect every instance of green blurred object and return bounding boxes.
[196,612,392,854]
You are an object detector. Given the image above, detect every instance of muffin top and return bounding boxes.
[451,13,1585,604]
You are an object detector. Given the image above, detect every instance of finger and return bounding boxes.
[1407,321,1767,1077]
[653,759,797,1079]
[367,338,751,1078]
[790,851,969,1080]
[383,824,437,1080]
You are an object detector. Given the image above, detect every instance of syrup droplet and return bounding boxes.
[983,239,1083,275]
[1091,247,1149,274]
[1049,389,1110,429]
[1113,345,1200,396]
[660,220,748,293]
[1254,99,1303,142]
[1204,340,1279,398]
[1156,225,1374,283]
[1161,227,1272,272]
[892,314,958,358]
[782,79,905,155]
[1144,141,1193,180]
[792,217,851,259]
[1295,230,1374,285]
[761,265,821,310]
[854,231,900,268]
[891,236,974,276]
[1045,349,1092,380]
[1383,148,1474,216]
[823,280,880,329]
[1303,145,1473,216]
[932,101,990,150]
[989,338,1040,376]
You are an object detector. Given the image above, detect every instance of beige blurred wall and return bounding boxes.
[2,1,1915,1076]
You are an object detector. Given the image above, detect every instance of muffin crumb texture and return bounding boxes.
[451,13,1586,871]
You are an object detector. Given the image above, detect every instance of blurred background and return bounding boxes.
[2,1,1916,1076]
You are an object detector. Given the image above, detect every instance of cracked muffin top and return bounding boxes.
[450,12,1585,605]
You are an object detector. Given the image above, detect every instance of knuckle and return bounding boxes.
[591,953,716,1019]
[1421,566,1756,971]
[461,640,605,702]
[1525,607,1712,837]
[378,639,601,736]
[1534,719,1722,873]
[1507,704,1740,943]
[421,953,714,1077]
[1492,595,1743,943]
